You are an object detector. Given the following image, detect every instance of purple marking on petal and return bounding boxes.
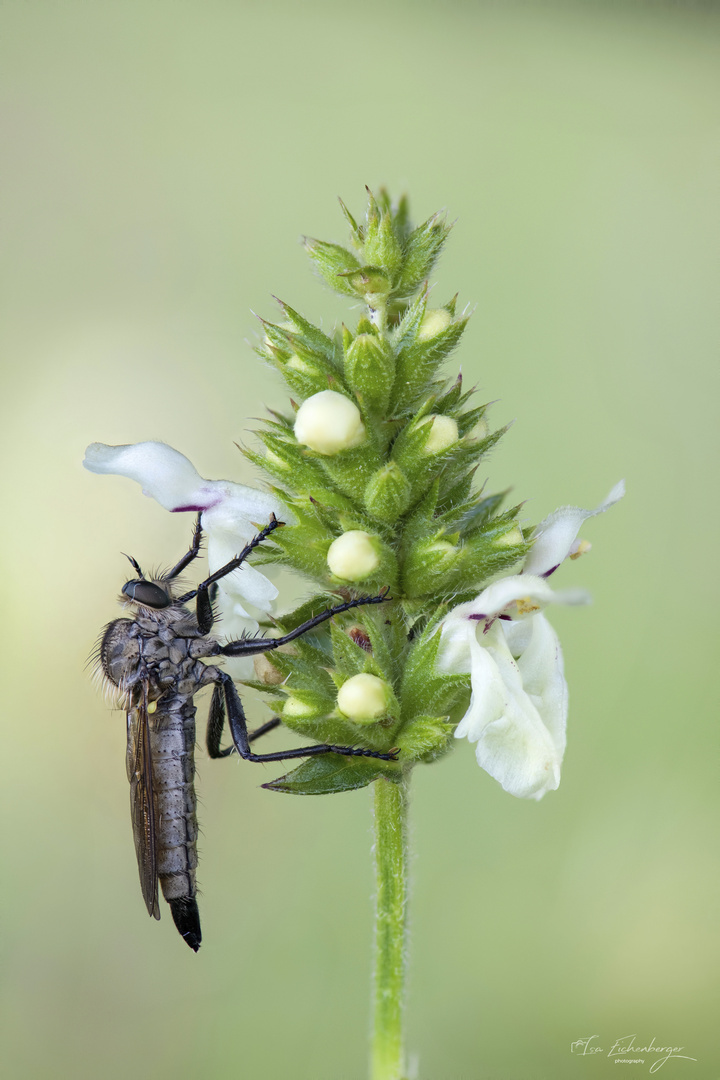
[172,501,221,513]
[498,613,512,620]
[542,564,560,578]
[468,613,487,621]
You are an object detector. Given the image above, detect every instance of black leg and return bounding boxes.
[215,671,397,763]
[166,514,203,580]
[206,686,282,759]
[218,589,391,658]
[176,515,284,635]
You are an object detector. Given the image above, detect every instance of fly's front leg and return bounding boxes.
[166,513,203,580]
[210,671,397,764]
[177,515,284,635]
[217,589,391,658]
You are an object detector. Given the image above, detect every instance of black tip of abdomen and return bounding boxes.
[168,897,202,952]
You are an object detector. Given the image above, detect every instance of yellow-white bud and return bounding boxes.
[265,448,289,470]
[494,526,524,548]
[253,650,291,686]
[420,414,459,454]
[263,321,293,350]
[282,696,316,719]
[337,673,388,721]
[468,417,490,441]
[294,390,366,455]
[327,530,380,581]
[418,308,452,341]
[287,354,314,374]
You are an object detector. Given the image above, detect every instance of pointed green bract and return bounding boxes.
[263,754,400,795]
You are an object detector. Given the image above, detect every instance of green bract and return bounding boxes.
[245,190,528,792]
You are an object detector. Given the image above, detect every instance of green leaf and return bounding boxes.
[273,299,343,369]
[458,491,509,536]
[392,290,427,353]
[345,333,395,412]
[400,620,470,721]
[391,317,468,412]
[394,715,455,763]
[363,461,412,523]
[304,237,362,296]
[331,621,376,678]
[262,753,400,795]
[396,212,452,296]
[338,197,364,245]
[359,606,406,686]
[364,209,404,284]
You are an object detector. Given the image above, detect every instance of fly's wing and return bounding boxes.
[126,682,160,920]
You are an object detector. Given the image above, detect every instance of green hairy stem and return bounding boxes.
[371,777,410,1080]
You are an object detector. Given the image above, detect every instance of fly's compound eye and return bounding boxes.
[122,580,171,608]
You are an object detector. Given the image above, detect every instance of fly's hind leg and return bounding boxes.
[210,671,397,764]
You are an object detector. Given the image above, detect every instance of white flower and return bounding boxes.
[83,441,284,675]
[439,481,625,800]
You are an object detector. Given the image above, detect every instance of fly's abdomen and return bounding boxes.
[150,696,202,950]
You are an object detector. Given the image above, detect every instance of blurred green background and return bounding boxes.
[1,3,718,1078]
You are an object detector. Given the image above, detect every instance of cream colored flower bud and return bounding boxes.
[287,354,315,374]
[327,530,380,581]
[282,696,316,719]
[470,417,490,441]
[418,308,452,341]
[420,414,459,454]
[337,673,388,721]
[253,647,295,686]
[494,525,524,548]
[294,390,366,455]
[263,321,293,350]
[265,448,289,470]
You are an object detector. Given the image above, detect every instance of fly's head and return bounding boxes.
[120,554,175,612]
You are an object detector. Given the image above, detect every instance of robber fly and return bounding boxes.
[95,514,395,951]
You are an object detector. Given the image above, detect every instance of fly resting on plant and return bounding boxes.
[95,514,395,951]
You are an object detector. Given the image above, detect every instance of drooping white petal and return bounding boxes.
[83,442,219,511]
[524,479,625,577]
[506,613,567,767]
[202,491,282,612]
[463,621,565,800]
[453,630,507,740]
